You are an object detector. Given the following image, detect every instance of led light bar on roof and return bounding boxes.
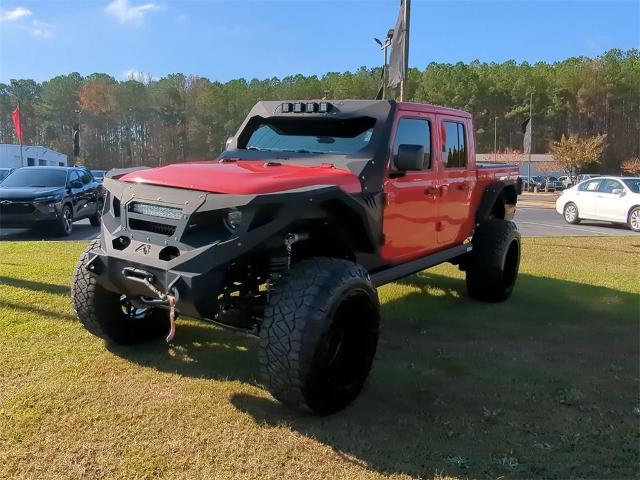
[129,202,182,220]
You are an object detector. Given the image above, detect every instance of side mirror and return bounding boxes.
[395,144,424,171]
[68,180,82,189]
[611,188,625,196]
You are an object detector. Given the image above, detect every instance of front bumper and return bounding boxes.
[85,177,364,320]
[0,202,62,227]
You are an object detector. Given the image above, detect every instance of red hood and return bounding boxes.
[119,160,362,195]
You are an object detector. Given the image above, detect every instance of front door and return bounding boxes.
[436,117,476,245]
[596,178,627,222]
[381,116,439,263]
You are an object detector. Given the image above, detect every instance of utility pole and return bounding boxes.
[527,92,533,183]
[400,0,411,102]
[494,116,498,162]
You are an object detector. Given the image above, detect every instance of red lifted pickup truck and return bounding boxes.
[72,100,522,414]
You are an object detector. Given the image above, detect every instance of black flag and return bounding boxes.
[521,118,531,154]
[387,0,405,88]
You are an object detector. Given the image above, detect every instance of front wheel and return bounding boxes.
[259,257,380,415]
[628,206,640,232]
[71,239,170,344]
[56,204,73,236]
[465,219,521,302]
[563,202,580,224]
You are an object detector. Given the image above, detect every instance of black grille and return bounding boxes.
[129,218,176,236]
[0,202,36,215]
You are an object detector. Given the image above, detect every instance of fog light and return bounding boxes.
[224,209,242,231]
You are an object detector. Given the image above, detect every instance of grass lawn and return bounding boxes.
[0,237,638,479]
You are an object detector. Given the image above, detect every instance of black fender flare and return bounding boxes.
[475,181,518,223]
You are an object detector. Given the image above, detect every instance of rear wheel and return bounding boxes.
[259,257,379,415]
[71,239,170,344]
[563,202,580,224]
[628,206,640,232]
[465,219,521,302]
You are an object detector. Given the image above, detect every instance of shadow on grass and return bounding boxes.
[111,272,639,479]
[0,275,70,296]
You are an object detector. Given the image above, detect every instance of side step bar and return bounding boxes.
[370,244,472,287]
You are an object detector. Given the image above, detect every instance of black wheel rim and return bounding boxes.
[63,207,72,233]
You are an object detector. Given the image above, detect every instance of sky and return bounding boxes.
[0,0,638,83]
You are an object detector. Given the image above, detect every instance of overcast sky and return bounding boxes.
[1,0,638,83]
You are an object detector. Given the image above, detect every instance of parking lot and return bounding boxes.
[1,198,637,242]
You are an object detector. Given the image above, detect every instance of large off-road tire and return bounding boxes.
[465,219,521,302]
[259,257,380,415]
[563,202,581,225]
[627,206,640,232]
[71,239,170,345]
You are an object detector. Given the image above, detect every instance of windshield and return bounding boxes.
[241,117,376,155]
[623,178,640,193]
[1,169,67,188]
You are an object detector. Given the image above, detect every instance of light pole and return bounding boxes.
[374,29,393,100]
[494,116,498,162]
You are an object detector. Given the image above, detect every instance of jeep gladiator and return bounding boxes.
[72,100,522,415]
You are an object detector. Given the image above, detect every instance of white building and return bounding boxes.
[0,144,68,169]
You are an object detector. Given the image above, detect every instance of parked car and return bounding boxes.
[0,167,14,183]
[558,175,572,188]
[576,173,601,183]
[0,166,103,236]
[91,170,107,183]
[542,176,564,192]
[555,176,640,232]
[71,99,522,415]
[523,176,545,192]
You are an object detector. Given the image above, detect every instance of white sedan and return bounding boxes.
[555,176,640,232]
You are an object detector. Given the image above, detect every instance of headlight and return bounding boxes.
[224,209,242,231]
[34,195,62,203]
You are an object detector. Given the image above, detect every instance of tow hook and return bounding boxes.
[121,267,179,343]
[166,293,177,343]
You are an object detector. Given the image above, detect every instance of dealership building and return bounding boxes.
[0,144,68,169]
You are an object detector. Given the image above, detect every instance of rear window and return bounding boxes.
[1,169,67,188]
[622,179,640,193]
[240,116,376,155]
[442,121,467,168]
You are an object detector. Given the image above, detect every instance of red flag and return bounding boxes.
[11,106,23,143]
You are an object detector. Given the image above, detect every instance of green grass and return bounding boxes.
[1,237,638,479]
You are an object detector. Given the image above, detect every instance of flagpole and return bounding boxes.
[400,0,410,102]
[18,102,24,167]
[527,92,532,183]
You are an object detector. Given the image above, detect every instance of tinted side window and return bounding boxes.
[392,118,432,169]
[80,170,93,185]
[578,179,602,192]
[442,121,467,168]
[68,171,80,186]
[599,179,623,193]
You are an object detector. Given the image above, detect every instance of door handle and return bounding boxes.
[439,184,449,195]
[425,186,439,197]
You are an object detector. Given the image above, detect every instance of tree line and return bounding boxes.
[0,48,637,173]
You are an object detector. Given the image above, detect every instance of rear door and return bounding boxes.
[381,115,439,263]
[436,116,476,245]
[574,178,602,219]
